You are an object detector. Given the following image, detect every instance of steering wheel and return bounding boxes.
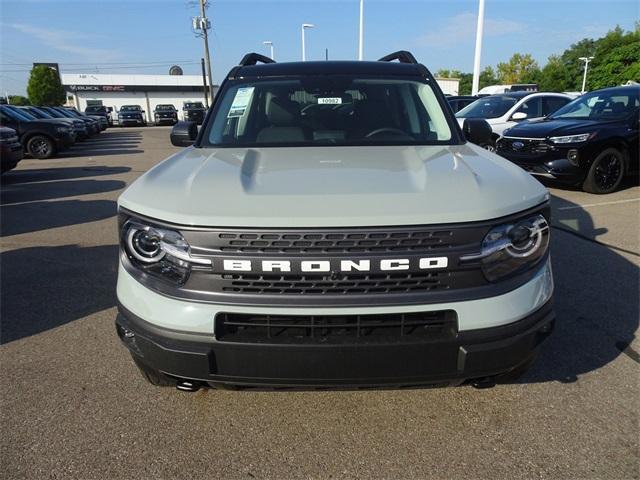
[364,127,410,138]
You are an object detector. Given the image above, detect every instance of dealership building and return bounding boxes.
[61,73,218,122]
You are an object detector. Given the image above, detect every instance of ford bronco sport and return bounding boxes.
[116,52,555,391]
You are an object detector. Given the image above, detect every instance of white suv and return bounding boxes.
[456,92,573,150]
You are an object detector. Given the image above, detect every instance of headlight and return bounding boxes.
[121,220,210,285]
[56,127,70,133]
[461,214,549,281]
[549,133,593,144]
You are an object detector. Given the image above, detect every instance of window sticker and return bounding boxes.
[228,87,255,117]
[317,97,342,105]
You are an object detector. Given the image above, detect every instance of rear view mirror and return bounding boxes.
[170,121,198,147]
[462,118,492,147]
[511,112,528,121]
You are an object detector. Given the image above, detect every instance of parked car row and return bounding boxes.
[0,104,110,172]
[83,102,207,127]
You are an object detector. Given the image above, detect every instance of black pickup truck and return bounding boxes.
[0,105,75,159]
[182,102,206,125]
[153,104,178,125]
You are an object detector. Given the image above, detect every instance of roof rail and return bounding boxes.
[378,51,418,64]
[238,53,276,67]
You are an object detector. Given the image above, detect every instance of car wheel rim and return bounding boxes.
[32,139,49,156]
[484,144,495,152]
[594,154,622,191]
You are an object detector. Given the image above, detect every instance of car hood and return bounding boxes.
[119,144,548,227]
[504,118,611,138]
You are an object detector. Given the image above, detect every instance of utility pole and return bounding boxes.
[195,0,215,104]
[471,0,485,96]
[358,0,364,60]
[200,58,209,108]
[579,56,594,94]
[301,23,314,61]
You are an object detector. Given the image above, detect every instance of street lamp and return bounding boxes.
[301,23,314,61]
[263,41,275,60]
[579,56,594,94]
[358,0,364,60]
[471,0,485,96]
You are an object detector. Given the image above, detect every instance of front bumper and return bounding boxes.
[117,299,554,388]
[155,117,177,125]
[497,142,587,183]
[120,118,144,126]
[0,141,24,172]
[116,259,555,388]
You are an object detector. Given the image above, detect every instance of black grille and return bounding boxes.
[498,138,550,155]
[215,310,457,344]
[208,229,456,254]
[218,271,463,295]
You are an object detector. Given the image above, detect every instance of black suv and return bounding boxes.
[153,104,178,125]
[85,105,113,126]
[182,101,206,125]
[0,105,75,159]
[447,95,479,113]
[0,127,24,173]
[497,85,639,194]
[20,106,89,140]
[118,105,146,126]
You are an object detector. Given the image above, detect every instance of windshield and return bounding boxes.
[184,102,204,109]
[52,108,75,118]
[1,106,33,121]
[28,107,53,119]
[156,105,175,111]
[121,106,141,112]
[204,76,455,147]
[456,95,519,119]
[10,107,37,120]
[549,89,639,121]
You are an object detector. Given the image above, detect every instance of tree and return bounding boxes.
[7,95,31,106]
[496,53,540,84]
[537,55,569,92]
[27,65,65,106]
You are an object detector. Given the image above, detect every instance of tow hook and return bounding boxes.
[471,377,496,389]
[176,380,201,392]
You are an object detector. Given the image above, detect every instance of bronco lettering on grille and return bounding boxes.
[219,257,448,273]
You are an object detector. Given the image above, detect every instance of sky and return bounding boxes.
[0,0,638,95]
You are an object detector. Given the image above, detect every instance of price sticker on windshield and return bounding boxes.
[228,87,255,117]
[317,97,342,105]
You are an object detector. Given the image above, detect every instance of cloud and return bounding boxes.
[416,12,525,47]
[9,23,121,61]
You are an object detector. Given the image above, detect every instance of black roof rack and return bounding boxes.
[378,51,418,64]
[238,53,276,67]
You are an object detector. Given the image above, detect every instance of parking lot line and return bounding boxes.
[557,198,640,211]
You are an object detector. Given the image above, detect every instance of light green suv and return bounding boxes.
[116,52,555,391]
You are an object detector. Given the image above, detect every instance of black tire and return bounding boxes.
[582,147,626,194]
[131,355,175,387]
[480,138,497,152]
[26,135,56,159]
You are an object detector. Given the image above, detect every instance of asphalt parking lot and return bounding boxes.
[1,126,638,479]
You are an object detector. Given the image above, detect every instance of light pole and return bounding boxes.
[263,41,274,60]
[301,23,314,61]
[579,56,594,94]
[471,0,485,96]
[358,0,364,60]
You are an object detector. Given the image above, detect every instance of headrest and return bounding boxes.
[267,97,300,126]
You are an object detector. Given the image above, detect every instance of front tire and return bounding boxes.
[26,135,56,159]
[582,148,625,194]
[131,355,175,387]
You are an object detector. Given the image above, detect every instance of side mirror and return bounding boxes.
[170,121,198,147]
[511,112,528,121]
[462,118,492,147]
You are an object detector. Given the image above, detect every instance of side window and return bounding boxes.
[515,98,542,118]
[543,97,570,116]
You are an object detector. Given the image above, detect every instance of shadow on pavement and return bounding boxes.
[0,244,118,344]
[1,178,125,205]
[1,199,117,237]
[61,130,144,158]
[517,193,639,384]
[0,166,131,184]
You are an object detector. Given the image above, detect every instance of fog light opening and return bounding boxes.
[567,149,579,166]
